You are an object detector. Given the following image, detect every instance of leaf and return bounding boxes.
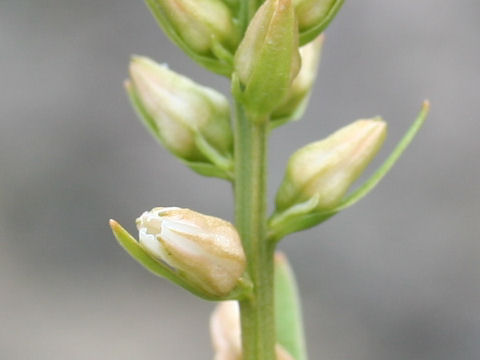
[275,252,308,360]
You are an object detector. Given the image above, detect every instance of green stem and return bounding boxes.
[234,101,276,360]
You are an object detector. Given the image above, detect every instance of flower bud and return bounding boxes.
[234,0,301,118]
[146,0,239,59]
[276,118,387,212]
[294,0,344,45]
[127,56,234,176]
[210,301,242,360]
[136,207,246,297]
[210,301,295,360]
[271,35,324,126]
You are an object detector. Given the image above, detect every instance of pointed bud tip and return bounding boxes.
[130,54,145,62]
[109,219,119,230]
[129,55,148,71]
[423,99,431,110]
[274,251,287,264]
[129,56,146,72]
[278,0,293,11]
[128,55,168,74]
[359,117,388,133]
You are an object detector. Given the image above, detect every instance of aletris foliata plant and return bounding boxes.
[109,0,430,358]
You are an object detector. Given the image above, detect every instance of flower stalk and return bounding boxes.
[233,102,276,360]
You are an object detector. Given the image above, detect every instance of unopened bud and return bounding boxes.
[210,301,242,360]
[136,207,246,297]
[271,35,324,125]
[127,56,233,172]
[276,118,387,212]
[210,301,294,360]
[147,0,239,56]
[234,0,301,118]
[294,0,343,45]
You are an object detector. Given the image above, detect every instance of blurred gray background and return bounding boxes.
[1,1,479,359]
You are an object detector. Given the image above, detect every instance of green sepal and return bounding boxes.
[110,219,252,301]
[210,40,235,68]
[181,160,233,180]
[268,101,430,241]
[194,133,234,179]
[269,96,310,130]
[221,0,240,13]
[298,0,344,46]
[269,208,335,242]
[275,252,308,360]
[126,76,234,181]
[145,0,233,76]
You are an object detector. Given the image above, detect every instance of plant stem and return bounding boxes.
[234,101,276,360]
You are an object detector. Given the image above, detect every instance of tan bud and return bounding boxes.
[136,207,246,297]
[210,301,295,360]
[276,118,387,212]
[148,0,239,55]
[128,56,233,163]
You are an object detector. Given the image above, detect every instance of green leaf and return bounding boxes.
[268,101,430,241]
[275,252,308,360]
